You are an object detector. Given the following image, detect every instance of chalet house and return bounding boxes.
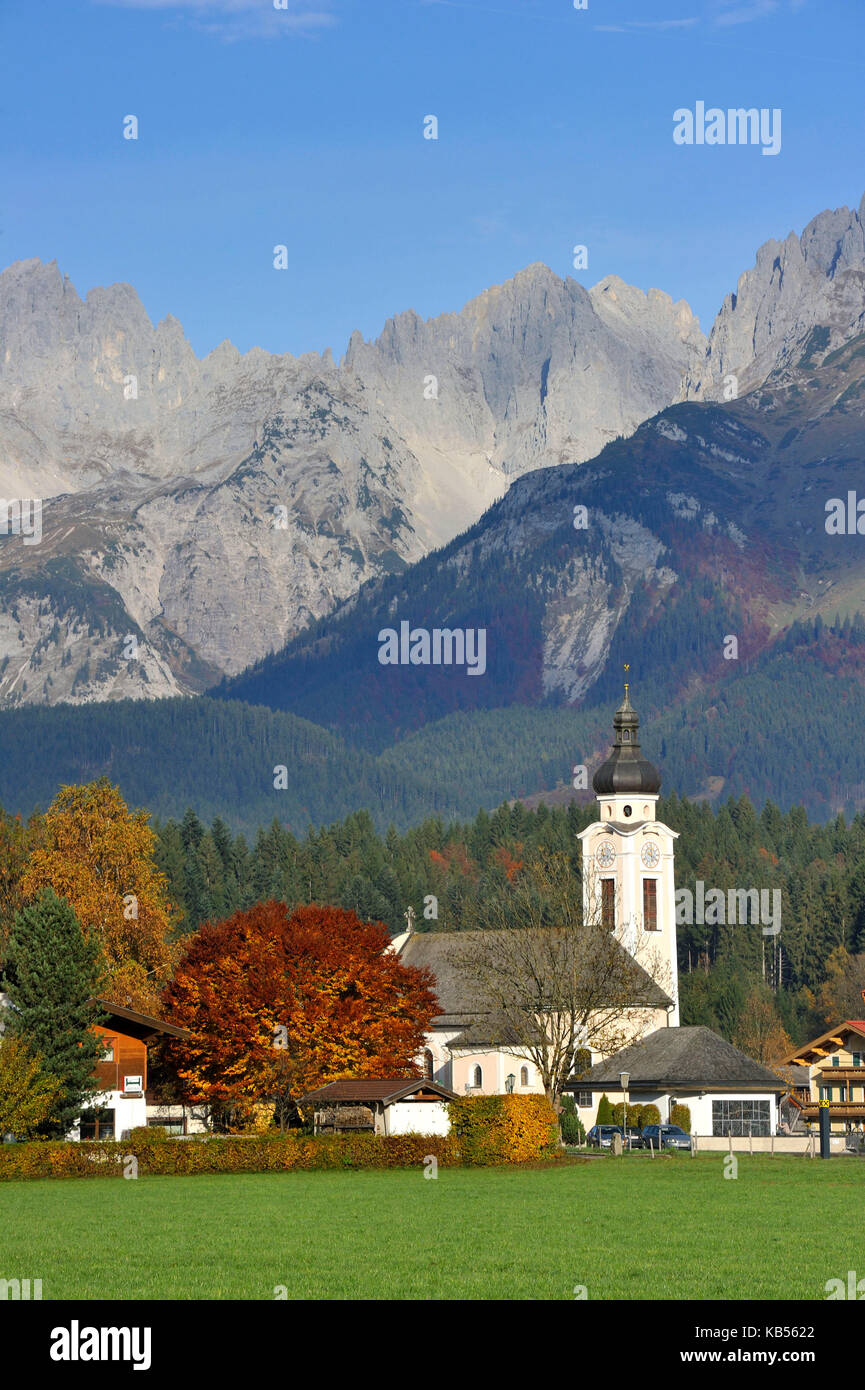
[781,1021,865,1134]
[299,1078,457,1136]
[0,991,188,1142]
[75,1000,189,1141]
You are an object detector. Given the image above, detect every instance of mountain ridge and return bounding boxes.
[2,190,865,711]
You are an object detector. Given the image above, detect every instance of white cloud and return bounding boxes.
[92,0,337,40]
[594,17,698,34]
[710,0,780,26]
[631,17,699,28]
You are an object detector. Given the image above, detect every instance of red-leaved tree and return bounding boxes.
[161,901,438,1129]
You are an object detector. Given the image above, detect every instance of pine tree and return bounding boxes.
[3,889,106,1137]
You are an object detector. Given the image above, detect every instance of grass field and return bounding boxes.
[2,1155,862,1300]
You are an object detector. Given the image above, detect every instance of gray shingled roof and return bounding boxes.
[783,1064,812,1088]
[449,1012,549,1050]
[399,928,672,1027]
[573,1026,786,1091]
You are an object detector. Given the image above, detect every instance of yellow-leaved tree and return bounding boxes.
[21,778,180,1014]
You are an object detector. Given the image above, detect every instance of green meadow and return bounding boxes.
[3,1155,861,1301]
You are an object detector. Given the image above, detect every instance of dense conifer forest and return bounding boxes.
[135,791,865,1054]
[3,615,865,833]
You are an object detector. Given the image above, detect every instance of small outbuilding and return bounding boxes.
[300,1078,457,1137]
[562,1025,786,1135]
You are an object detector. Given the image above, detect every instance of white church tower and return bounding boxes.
[577,676,680,1025]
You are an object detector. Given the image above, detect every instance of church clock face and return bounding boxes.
[596,841,616,868]
[641,842,661,869]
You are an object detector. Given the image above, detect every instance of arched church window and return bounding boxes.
[520,1066,529,1086]
[423,1049,434,1080]
[622,730,631,741]
[472,1065,483,1088]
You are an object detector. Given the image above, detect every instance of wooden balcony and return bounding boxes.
[800,1102,865,1120]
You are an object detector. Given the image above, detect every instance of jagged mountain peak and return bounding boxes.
[685,191,865,400]
[16,189,865,711]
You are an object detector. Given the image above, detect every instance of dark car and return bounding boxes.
[586,1124,624,1149]
[623,1125,643,1148]
[641,1123,691,1151]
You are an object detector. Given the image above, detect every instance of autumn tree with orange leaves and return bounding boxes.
[20,779,179,1013]
[161,901,438,1130]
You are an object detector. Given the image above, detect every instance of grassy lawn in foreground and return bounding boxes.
[2,1155,861,1300]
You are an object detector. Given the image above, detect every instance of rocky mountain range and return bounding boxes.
[1,190,864,711]
[219,313,865,741]
[0,257,702,706]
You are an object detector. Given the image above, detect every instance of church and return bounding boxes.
[392,683,785,1135]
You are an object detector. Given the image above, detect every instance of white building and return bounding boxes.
[392,684,784,1131]
[563,1024,785,1135]
[299,1078,456,1136]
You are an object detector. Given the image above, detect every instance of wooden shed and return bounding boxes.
[300,1078,457,1137]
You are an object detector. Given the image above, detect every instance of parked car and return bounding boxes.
[586,1124,624,1149]
[623,1126,643,1148]
[641,1123,691,1151]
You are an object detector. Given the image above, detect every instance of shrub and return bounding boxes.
[559,1096,586,1146]
[126,1125,168,1142]
[614,1106,648,1128]
[595,1094,614,1124]
[0,1097,561,1181]
[640,1104,661,1127]
[446,1094,559,1165]
[0,1132,460,1181]
[670,1104,691,1131]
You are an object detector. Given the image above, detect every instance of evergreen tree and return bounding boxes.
[596,1093,614,1124]
[3,889,106,1137]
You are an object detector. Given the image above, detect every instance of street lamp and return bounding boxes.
[620,1071,630,1148]
[505,1073,515,1094]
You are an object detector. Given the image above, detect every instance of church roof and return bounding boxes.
[592,687,662,796]
[399,928,672,1028]
[572,1025,785,1091]
[449,1012,549,1050]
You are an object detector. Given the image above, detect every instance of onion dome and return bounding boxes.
[592,685,661,796]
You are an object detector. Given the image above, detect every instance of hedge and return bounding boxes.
[446,1094,559,1165]
[0,1096,561,1180]
[0,1132,460,1180]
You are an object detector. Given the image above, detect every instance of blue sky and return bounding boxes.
[2,0,863,357]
